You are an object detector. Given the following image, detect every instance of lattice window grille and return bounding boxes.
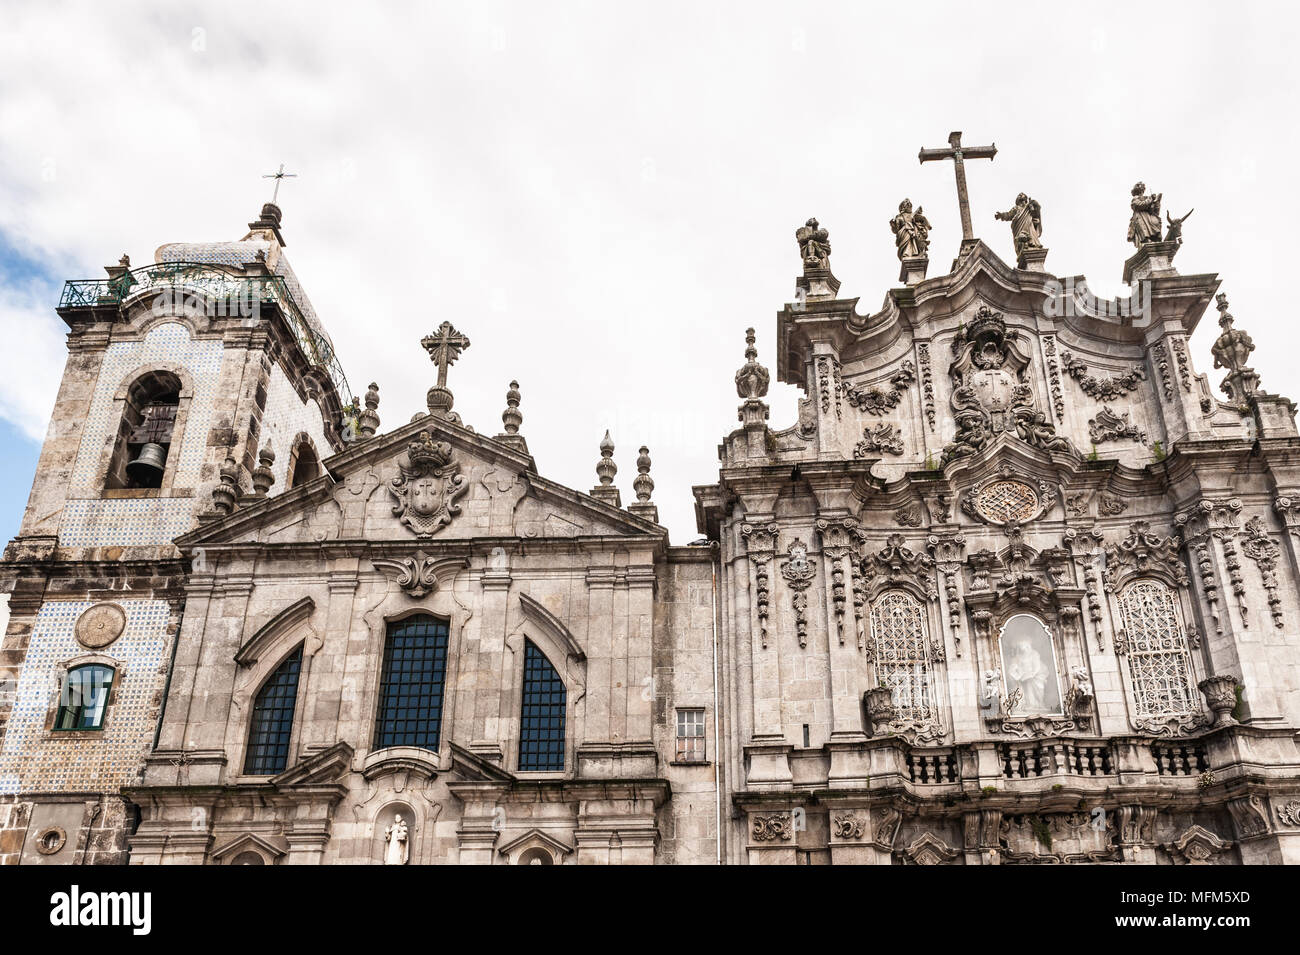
[870,591,935,722]
[1119,580,1198,719]
[975,480,1039,523]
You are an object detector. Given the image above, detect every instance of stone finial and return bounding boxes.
[212,456,241,515]
[734,328,770,400]
[251,442,276,497]
[358,382,381,438]
[628,445,659,524]
[590,430,621,507]
[633,446,653,502]
[1211,293,1261,403]
[502,380,522,434]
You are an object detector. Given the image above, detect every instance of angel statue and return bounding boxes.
[795,218,831,269]
[994,192,1043,255]
[889,199,932,260]
[1127,182,1163,247]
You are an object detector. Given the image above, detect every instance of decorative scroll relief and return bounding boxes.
[389,430,468,538]
[1102,520,1188,592]
[751,813,793,843]
[1088,407,1147,445]
[854,422,904,457]
[780,538,817,648]
[816,517,866,648]
[1043,335,1064,423]
[741,521,779,649]
[1115,580,1205,737]
[817,357,843,419]
[1240,516,1284,629]
[1061,350,1148,401]
[917,343,936,431]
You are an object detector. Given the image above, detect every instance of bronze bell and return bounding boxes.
[126,442,167,484]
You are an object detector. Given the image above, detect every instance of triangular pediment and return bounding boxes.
[179,412,665,550]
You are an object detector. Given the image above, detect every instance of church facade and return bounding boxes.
[3,144,1300,864]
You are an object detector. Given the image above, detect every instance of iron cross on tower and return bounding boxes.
[262,163,298,204]
[918,131,997,247]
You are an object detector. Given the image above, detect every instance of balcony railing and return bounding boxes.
[59,261,353,407]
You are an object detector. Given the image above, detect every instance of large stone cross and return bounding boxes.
[422,321,471,389]
[918,131,997,243]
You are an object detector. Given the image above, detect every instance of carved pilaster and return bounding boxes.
[927,534,967,657]
[740,522,779,649]
[780,539,817,649]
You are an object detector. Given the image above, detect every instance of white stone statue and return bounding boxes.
[384,813,410,865]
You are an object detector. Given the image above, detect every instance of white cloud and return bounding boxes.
[1,1,1298,539]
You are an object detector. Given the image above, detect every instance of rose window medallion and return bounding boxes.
[975,480,1039,523]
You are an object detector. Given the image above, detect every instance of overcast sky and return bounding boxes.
[1,1,1297,543]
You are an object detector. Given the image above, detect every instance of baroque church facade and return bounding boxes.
[3,142,1300,865]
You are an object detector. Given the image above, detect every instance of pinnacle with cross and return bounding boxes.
[421,321,471,418]
[262,163,298,205]
[919,131,997,259]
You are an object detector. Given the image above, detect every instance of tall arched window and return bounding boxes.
[519,640,566,772]
[54,663,115,731]
[1118,580,1197,720]
[106,371,182,490]
[374,615,449,752]
[869,591,935,722]
[244,645,303,775]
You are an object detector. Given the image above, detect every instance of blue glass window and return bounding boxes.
[519,640,565,771]
[374,615,449,752]
[54,664,114,731]
[244,645,303,775]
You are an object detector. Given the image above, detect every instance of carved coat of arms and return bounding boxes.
[389,430,469,537]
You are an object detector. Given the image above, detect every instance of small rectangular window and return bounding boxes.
[675,708,706,762]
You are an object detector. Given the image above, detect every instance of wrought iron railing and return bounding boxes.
[59,261,353,406]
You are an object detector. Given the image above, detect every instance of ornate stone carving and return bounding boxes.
[891,360,916,389]
[389,430,469,538]
[865,534,937,600]
[893,505,922,527]
[917,343,936,431]
[1164,825,1233,865]
[752,812,793,842]
[372,549,465,599]
[831,812,865,840]
[1088,406,1146,445]
[1042,334,1064,422]
[1102,520,1188,592]
[844,379,902,416]
[1276,800,1300,828]
[1151,342,1174,401]
[890,199,931,259]
[872,807,902,850]
[796,217,831,269]
[1127,181,1163,248]
[741,522,779,649]
[1240,515,1284,628]
[962,468,1054,526]
[734,327,770,399]
[817,518,864,647]
[1061,350,1148,402]
[994,192,1043,256]
[75,602,126,650]
[1210,294,1260,403]
[1198,675,1238,727]
[816,356,843,418]
[1063,527,1106,651]
[383,813,410,865]
[1227,795,1271,840]
[854,422,904,458]
[1178,498,1244,628]
[780,538,817,648]
[1172,337,1192,392]
[927,534,967,657]
[1098,493,1127,516]
[900,832,958,866]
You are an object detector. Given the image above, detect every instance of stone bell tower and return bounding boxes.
[0,204,353,864]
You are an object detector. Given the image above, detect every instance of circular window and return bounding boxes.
[36,826,67,855]
[975,480,1039,523]
[75,602,127,650]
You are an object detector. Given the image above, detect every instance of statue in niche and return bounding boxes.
[994,192,1043,255]
[1000,615,1062,716]
[890,199,932,260]
[384,813,410,865]
[1127,182,1163,247]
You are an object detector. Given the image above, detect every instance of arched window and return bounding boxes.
[244,645,303,775]
[869,591,934,722]
[106,371,182,490]
[1117,580,1197,720]
[54,664,115,731]
[519,640,565,772]
[374,615,449,752]
[287,435,321,489]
